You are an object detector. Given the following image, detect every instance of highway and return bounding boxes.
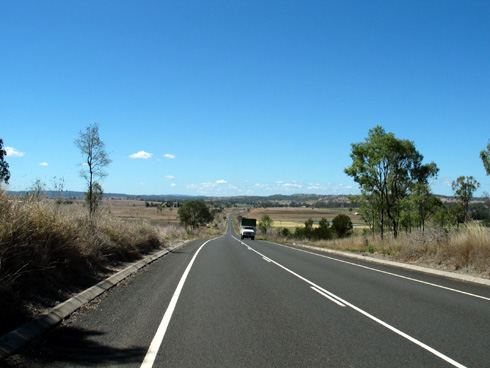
[7,219,490,367]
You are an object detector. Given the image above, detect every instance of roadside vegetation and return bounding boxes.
[239,129,490,280]
[261,219,490,279]
[0,188,174,334]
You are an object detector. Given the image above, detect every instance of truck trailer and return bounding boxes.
[240,218,256,240]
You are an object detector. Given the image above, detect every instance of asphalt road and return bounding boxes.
[6,220,490,367]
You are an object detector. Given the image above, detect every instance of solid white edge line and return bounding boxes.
[140,239,213,368]
[311,286,346,307]
[273,242,490,302]
[235,237,466,368]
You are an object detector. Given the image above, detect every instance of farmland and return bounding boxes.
[242,207,366,229]
[57,199,182,227]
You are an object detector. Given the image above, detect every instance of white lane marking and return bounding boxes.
[268,241,490,302]
[262,256,272,262]
[234,237,466,368]
[140,239,213,368]
[311,286,346,307]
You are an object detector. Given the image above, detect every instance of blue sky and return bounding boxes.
[1,1,489,197]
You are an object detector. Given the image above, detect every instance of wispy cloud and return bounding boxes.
[186,180,233,194]
[39,162,48,166]
[5,147,24,157]
[165,175,175,180]
[164,154,175,159]
[130,151,153,159]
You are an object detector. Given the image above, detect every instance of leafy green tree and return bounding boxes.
[178,200,213,230]
[0,139,10,185]
[259,214,274,235]
[450,203,465,227]
[452,176,480,223]
[409,183,442,232]
[433,206,450,228]
[480,140,490,175]
[74,123,111,218]
[349,192,382,237]
[331,214,353,238]
[280,227,291,237]
[345,126,438,238]
[313,218,332,240]
[293,227,303,239]
[303,218,314,238]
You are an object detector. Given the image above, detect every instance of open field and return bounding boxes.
[102,200,181,227]
[243,207,366,229]
[58,199,182,227]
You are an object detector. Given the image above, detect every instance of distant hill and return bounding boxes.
[6,190,198,201]
[7,190,482,208]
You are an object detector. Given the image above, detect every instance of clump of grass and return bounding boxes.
[0,189,166,335]
[436,225,490,274]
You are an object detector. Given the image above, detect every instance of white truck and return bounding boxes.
[240,218,256,240]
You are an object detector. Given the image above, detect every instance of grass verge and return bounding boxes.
[0,190,166,336]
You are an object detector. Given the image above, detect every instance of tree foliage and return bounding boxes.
[259,214,274,235]
[74,123,111,218]
[331,214,353,238]
[345,126,438,238]
[0,139,10,185]
[480,140,490,176]
[178,200,213,230]
[452,176,480,223]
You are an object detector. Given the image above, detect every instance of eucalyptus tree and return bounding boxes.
[178,200,213,230]
[74,123,111,218]
[345,126,438,238]
[409,183,442,232]
[451,176,480,223]
[259,214,274,235]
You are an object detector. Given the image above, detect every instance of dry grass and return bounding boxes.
[275,226,490,279]
[0,191,176,335]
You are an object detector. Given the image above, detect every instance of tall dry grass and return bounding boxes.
[268,225,490,279]
[0,189,167,335]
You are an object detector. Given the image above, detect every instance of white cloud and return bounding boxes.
[171,183,176,187]
[81,163,89,166]
[165,175,175,180]
[39,162,49,166]
[5,147,24,157]
[130,151,153,159]
[216,179,227,184]
[164,154,175,159]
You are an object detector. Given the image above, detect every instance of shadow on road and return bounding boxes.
[3,326,146,367]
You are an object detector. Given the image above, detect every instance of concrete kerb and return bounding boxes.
[0,241,189,360]
[291,242,490,287]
